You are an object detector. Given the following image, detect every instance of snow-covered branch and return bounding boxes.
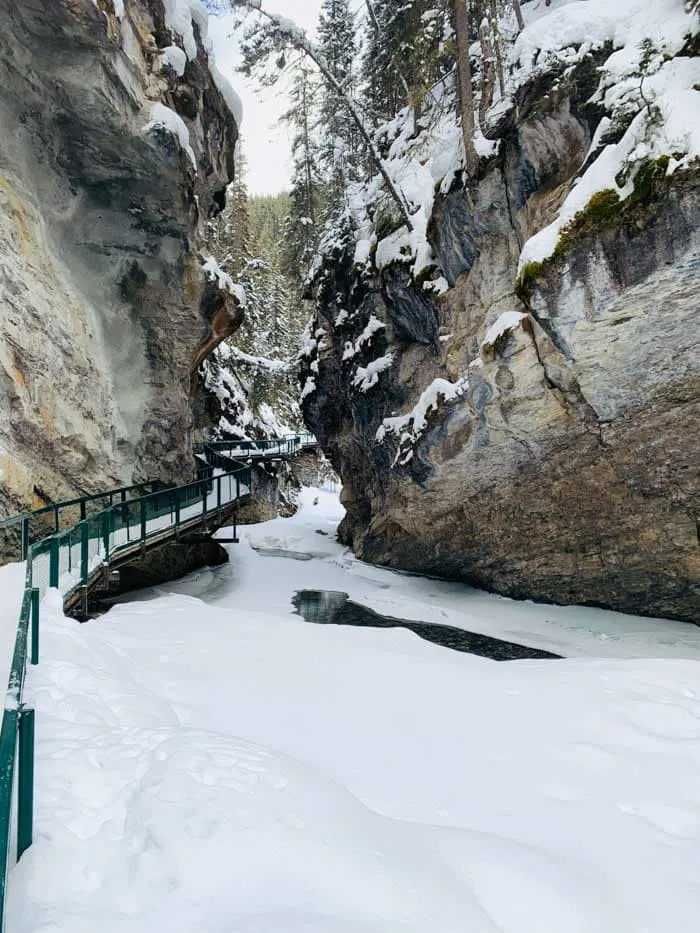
[227,345,293,374]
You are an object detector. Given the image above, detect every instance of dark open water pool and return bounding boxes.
[293,590,561,661]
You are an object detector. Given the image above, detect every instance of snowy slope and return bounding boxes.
[6,490,700,931]
[515,0,700,267]
[202,342,292,439]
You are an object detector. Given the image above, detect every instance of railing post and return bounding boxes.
[30,588,39,666]
[80,520,89,582]
[202,481,208,517]
[140,498,147,542]
[217,475,222,512]
[236,476,240,500]
[80,499,87,522]
[102,511,110,562]
[174,490,181,530]
[53,505,59,534]
[17,708,34,860]
[20,518,29,562]
[49,537,59,589]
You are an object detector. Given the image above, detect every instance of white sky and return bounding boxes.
[209,1,362,195]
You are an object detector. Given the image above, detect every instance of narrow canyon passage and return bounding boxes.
[0,0,698,930]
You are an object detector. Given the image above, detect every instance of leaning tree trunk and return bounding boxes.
[512,0,525,32]
[452,0,479,178]
[489,0,507,100]
[479,18,495,127]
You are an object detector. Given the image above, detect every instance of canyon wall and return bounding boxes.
[302,56,700,623]
[0,0,239,519]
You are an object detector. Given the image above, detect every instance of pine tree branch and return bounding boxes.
[363,0,412,105]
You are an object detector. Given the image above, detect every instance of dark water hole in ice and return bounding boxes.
[292,590,562,661]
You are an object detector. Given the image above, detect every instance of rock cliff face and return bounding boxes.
[0,0,239,519]
[302,62,700,623]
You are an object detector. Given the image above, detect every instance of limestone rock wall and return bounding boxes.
[0,0,238,519]
[303,69,700,623]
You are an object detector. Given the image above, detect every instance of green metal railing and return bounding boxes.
[0,462,256,926]
[195,432,318,461]
[0,479,167,565]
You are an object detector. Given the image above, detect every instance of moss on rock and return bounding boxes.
[515,261,546,301]
[553,188,622,259]
[515,158,694,299]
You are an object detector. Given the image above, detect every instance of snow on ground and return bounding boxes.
[6,488,700,932]
[0,560,26,692]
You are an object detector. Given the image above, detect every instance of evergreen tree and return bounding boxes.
[282,64,324,281]
[231,0,415,231]
[205,139,251,277]
[227,141,253,276]
[317,0,359,205]
[204,159,307,431]
[361,0,449,124]
[236,193,308,362]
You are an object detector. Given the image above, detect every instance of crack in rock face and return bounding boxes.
[0,0,239,519]
[303,63,700,625]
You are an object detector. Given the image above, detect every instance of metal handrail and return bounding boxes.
[0,479,167,561]
[0,463,253,925]
[0,479,164,530]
